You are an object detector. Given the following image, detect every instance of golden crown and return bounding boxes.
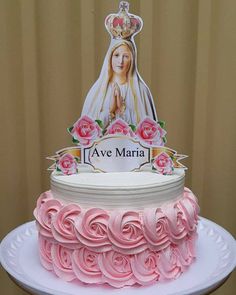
[105,1,143,40]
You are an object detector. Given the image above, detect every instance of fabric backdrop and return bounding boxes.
[0,0,235,294]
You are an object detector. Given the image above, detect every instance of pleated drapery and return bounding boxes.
[0,1,235,294]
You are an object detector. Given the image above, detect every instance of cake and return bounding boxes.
[34,1,199,288]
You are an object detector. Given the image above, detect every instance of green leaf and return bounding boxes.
[102,129,107,136]
[158,120,165,129]
[129,124,136,132]
[72,137,79,144]
[75,157,80,163]
[56,166,61,172]
[67,126,73,134]
[95,119,104,129]
[163,136,167,143]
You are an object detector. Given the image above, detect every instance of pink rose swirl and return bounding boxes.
[51,244,76,281]
[131,249,160,285]
[136,117,166,146]
[98,251,135,288]
[51,204,81,244]
[33,190,53,218]
[38,234,54,270]
[158,246,182,280]
[75,208,111,252]
[70,115,101,146]
[176,194,199,233]
[142,208,170,251]
[72,247,102,284]
[58,153,77,175]
[162,204,188,244]
[153,152,173,175]
[106,119,134,137]
[108,211,147,254]
[36,199,63,238]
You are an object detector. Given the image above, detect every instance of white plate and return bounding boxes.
[0,217,235,295]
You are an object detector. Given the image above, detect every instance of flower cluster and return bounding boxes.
[68,116,167,147]
[34,188,199,287]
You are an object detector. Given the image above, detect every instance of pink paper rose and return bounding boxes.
[51,204,81,244]
[142,208,170,251]
[136,117,166,146]
[36,199,63,238]
[75,208,111,252]
[106,119,134,137]
[38,234,54,270]
[131,249,160,285]
[98,251,135,288]
[70,115,101,146]
[57,153,77,175]
[51,244,76,281]
[108,211,147,254]
[153,152,174,175]
[72,247,102,284]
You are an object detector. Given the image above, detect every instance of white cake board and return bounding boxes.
[0,217,235,295]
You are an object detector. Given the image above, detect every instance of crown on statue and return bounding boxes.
[105,1,143,40]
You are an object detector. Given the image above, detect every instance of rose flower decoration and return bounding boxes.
[153,152,174,175]
[68,115,102,146]
[106,119,135,137]
[56,153,78,175]
[136,117,166,146]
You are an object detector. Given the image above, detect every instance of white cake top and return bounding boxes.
[51,170,185,209]
[52,170,183,189]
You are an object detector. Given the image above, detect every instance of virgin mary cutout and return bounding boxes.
[81,2,157,128]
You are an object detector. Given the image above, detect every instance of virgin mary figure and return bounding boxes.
[81,2,157,128]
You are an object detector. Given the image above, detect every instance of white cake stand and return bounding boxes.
[0,217,235,295]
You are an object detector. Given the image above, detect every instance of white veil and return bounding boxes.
[81,38,157,126]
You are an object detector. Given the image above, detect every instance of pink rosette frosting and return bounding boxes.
[98,251,135,288]
[173,233,197,268]
[131,249,160,285]
[108,211,147,254]
[136,117,166,146]
[51,244,76,281]
[70,115,101,146]
[162,203,188,244]
[72,247,102,284]
[75,208,111,252]
[176,190,199,232]
[158,246,182,280]
[36,199,63,238]
[51,204,81,245]
[106,119,135,137]
[57,153,77,175]
[33,191,53,218]
[153,152,174,175]
[38,235,54,270]
[142,208,170,251]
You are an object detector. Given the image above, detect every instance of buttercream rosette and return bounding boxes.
[35,187,199,287]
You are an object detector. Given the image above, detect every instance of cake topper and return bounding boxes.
[48,1,187,174]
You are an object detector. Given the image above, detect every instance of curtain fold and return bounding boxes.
[0,1,235,294]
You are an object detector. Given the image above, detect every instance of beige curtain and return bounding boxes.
[0,0,235,294]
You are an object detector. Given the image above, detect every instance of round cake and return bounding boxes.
[34,170,199,287]
[34,1,200,289]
